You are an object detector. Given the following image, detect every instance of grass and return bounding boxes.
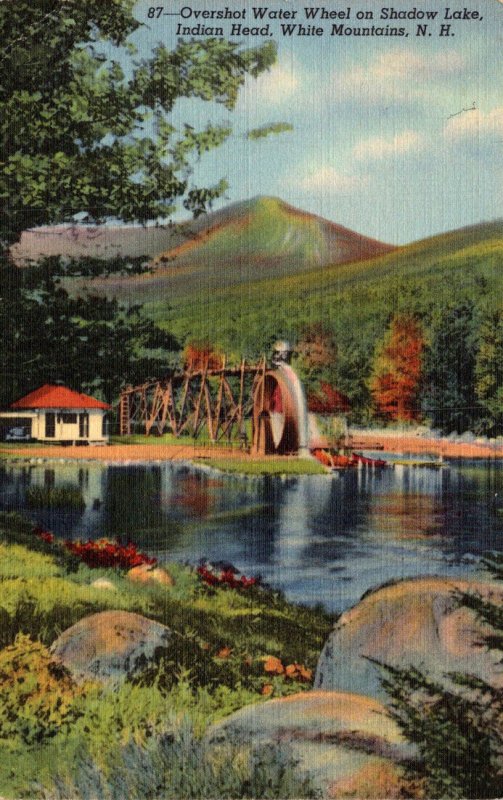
[0,442,43,460]
[0,679,318,799]
[0,511,334,797]
[195,457,327,475]
[109,432,246,449]
[390,459,446,468]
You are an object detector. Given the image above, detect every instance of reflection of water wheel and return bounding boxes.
[252,370,302,455]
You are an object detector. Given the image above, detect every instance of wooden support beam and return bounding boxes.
[117,360,265,442]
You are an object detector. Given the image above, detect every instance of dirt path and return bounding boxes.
[351,432,503,459]
[3,434,503,462]
[1,443,243,462]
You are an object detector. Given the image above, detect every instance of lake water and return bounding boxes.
[1,458,502,613]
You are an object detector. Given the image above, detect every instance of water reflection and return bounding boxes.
[0,459,502,613]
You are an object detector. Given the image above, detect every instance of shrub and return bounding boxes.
[36,715,318,800]
[0,634,85,745]
[0,678,318,799]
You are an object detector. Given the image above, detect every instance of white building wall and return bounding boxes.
[37,409,108,443]
[89,410,106,442]
[1,408,109,443]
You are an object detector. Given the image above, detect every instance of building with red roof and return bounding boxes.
[1,385,111,444]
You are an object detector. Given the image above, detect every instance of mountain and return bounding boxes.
[155,195,392,276]
[11,222,185,265]
[78,196,394,301]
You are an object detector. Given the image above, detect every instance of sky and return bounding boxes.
[130,0,503,244]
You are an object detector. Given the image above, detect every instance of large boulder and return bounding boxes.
[207,690,418,798]
[127,563,174,587]
[315,577,503,700]
[50,610,171,684]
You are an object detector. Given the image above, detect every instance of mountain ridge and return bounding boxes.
[12,196,394,300]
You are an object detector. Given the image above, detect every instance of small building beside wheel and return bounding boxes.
[0,384,111,444]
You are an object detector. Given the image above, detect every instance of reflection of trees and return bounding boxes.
[295,472,370,566]
[435,466,503,555]
[172,473,216,518]
[237,476,281,564]
[100,466,184,549]
[198,474,282,567]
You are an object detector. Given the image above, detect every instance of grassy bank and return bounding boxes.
[0,512,333,798]
[195,457,327,476]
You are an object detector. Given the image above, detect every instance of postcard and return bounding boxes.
[0,0,502,797]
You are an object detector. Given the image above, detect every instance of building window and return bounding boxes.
[45,412,55,438]
[102,414,109,438]
[79,413,89,438]
[60,413,77,424]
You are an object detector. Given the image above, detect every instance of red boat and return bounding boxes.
[312,449,356,470]
[351,452,388,467]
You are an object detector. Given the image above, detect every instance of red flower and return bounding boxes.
[33,526,55,543]
[197,563,259,591]
[63,538,157,570]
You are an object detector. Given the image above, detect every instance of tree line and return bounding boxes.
[291,307,503,436]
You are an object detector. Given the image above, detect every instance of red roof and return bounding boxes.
[11,384,111,410]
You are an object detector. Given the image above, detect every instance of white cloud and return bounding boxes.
[444,106,503,140]
[330,50,465,105]
[372,50,464,79]
[298,166,368,193]
[353,130,425,161]
[238,63,299,108]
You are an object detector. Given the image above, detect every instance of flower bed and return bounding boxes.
[65,539,157,569]
[197,562,258,590]
[33,526,156,570]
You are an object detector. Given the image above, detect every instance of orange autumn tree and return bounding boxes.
[183,340,224,372]
[369,315,425,422]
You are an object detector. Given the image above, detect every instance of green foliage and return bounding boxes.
[378,662,503,799]
[475,308,503,435]
[0,512,333,680]
[0,2,276,243]
[27,255,154,279]
[0,1,277,408]
[422,300,481,433]
[0,542,60,581]
[0,691,317,799]
[197,458,327,475]
[25,484,85,510]
[0,265,179,405]
[0,634,85,745]
[246,122,294,140]
[0,512,80,572]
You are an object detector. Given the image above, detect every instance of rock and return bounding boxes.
[50,610,171,684]
[207,690,418,797]
[315,577,503,700]
[127,563,174,587]
[91,578,117,591]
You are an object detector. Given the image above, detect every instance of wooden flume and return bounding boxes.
[118,358,267,444]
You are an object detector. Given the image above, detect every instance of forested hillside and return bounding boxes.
[155,219,503,433]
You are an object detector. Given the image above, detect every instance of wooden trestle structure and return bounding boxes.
[118,358,267,443]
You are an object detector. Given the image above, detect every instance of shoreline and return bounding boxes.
[351,432,503,459]
[1,432,503,463]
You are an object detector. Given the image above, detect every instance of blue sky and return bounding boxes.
[131,0,503,244]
